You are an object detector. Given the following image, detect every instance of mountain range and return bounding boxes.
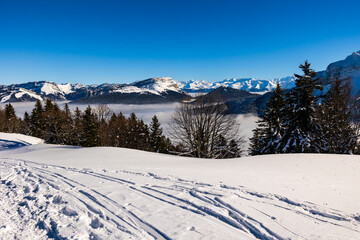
[0,50,359,105]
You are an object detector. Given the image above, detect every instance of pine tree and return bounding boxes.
[318,78,358,153]
[60,103,73,144]
[30,100,44,138]
[149,115,168,153]
[249,125,266,155]
[4,103,19,133]
[81,105,99,147]
[249,84,285,155]
[126,113,150,150]
[21,111,31,134]
[261,83,286,154]
[279,61,324,153]
[43,99,63,143]
[0,107,5,132]
[71,107,83,146]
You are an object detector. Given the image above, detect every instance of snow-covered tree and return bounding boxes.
[249,83,285,155]
[279,61,324,153]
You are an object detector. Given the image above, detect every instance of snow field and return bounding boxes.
[0,134,360,239]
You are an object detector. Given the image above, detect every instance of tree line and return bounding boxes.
[0,100,172,153]
[250,61,360,155]
[0,98,243,158]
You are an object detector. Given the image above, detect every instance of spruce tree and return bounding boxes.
[249,124,266,155]
[71,107,83,146]
[279,61,324,153]
[149,115,168,153]
[21,111,31,134]
[249,84,285,155]
[318,78,358,153]
[260,83,286,154]
[81,106,99,147]
[4,103,18,133]
[30,100,45,138]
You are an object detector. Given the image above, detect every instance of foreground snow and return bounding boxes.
[0,134,359,239]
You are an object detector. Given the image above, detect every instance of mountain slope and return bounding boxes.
[72,77,190,104]
[318,50,360,95]
[0,78,190,104]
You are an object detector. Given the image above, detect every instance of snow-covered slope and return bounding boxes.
[0,132,43,150]
[0,81,81,102]
[0,133,359,239]
[114,77,184,96]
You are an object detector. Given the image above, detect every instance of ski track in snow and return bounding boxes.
[1,157,360,240]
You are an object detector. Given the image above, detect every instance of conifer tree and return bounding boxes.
[81,105,99,147]
[279,61,324,153]
[4,103,19,133]
[21,111,31,134]
[259,83,286,154]
[43,100,62,143]
[71,107,83,146]
[318,78,358,153]
[149,115,168,153]
[30,100,44,138]
[0,107,5,132]
[249,126,266,155]
[249,84,285,155]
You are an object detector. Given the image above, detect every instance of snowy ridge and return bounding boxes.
[114,77,183,96]
[0,87,43,103]
[1,50,359,103]
[178,76,296,94]
[0,133,359,239]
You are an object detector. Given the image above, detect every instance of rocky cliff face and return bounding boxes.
[317,51,360,95]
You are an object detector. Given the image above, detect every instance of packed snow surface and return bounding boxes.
[0,133,359,239]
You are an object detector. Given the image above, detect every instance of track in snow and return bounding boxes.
[1,157,359,240]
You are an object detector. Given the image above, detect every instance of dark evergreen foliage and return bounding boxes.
[81,106,100,147]
[249,61,359,155]
[317,78,358,153]
[149,115,169,153]
[249,83,285,155]
[279,61,324,153]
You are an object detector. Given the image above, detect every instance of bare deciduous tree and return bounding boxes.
[169,96,243,158]
[94,104,113,122]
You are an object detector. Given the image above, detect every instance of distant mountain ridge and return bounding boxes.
[0,78,190,104]
[178,76,295,94]
[1,50,359,103]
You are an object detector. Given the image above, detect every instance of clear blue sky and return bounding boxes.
[1,0,360,85]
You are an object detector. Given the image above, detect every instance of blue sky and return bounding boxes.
[1,0,360,85]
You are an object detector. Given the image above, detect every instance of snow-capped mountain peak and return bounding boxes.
[178,77,295,94]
